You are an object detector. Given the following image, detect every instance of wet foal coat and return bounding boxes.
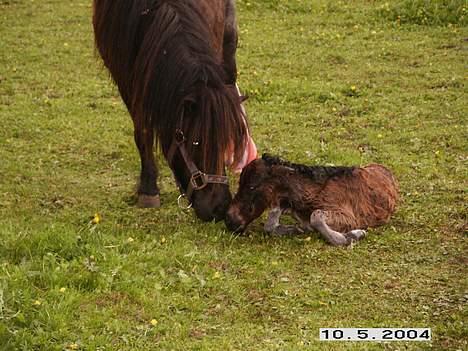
[226,155,399,246]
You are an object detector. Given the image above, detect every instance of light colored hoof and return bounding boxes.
[349,229,367,240]
[310,210,326,226]
[345,230,367,245]
[137,194,161,208]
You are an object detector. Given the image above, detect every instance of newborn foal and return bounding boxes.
[225,154,399,246]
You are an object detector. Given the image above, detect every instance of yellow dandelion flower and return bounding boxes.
[351,85,357,91]
[33,300,42,306]
[59,287,66,293]
[67,343,79,350]
[212,271,221,279]
[160,236,166,244]
[92,213,100,224]
[150,319,158,326]
[127,237,134,243]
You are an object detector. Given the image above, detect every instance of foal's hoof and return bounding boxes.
[310,210,327,226]
[137,194,161,208]
[346,229,367,241]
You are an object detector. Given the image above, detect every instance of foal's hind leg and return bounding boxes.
[309,210,366,246]
[133,126,160,208]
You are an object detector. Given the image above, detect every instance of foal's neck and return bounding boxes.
[267,170,304,207]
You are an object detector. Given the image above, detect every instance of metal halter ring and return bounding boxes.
[177,194,192,209]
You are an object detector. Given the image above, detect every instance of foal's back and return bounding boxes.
[312,164,399,230]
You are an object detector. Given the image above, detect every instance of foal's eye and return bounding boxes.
[249,186,255,191]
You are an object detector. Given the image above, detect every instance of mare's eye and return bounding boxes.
[249,186,255,191]
[248,201,255,213]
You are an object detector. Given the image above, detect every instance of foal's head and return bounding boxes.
[225,158,283,232]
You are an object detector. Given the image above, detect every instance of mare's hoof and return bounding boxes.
[137,194,161,208]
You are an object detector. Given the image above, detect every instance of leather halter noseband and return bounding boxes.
[167,129,229,208]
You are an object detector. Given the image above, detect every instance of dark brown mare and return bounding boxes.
[93,0,256,221]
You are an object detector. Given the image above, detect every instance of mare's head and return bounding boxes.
[164,83,256,222]
[225,157,281,232]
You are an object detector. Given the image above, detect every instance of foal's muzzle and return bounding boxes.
[225,208,247,233]
[225,218,246,233]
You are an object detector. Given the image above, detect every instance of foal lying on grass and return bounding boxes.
[225,154,399,246]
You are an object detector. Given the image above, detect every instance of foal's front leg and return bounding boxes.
[264,208,304,236]
[309,210,366,246]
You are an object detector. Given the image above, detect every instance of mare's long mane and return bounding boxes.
[262,153,355,183]
[93,0,248,174]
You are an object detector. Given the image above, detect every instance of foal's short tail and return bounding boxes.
[364,163,399,205]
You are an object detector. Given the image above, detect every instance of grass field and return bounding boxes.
[0,0,467,350]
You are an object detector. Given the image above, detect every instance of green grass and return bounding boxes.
[0,0,467,350]
[378,0,467,26]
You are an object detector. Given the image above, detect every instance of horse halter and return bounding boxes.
[167,129,229,209]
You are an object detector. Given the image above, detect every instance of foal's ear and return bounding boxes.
[259,158,273,176]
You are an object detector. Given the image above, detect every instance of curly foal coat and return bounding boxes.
[225,155,399,246]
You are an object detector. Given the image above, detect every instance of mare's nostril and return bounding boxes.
[213,203,230,222]
[224,217,234,231]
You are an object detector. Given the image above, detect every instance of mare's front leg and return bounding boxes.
[309,210,366,246]
[264,208,304,236]
[223,0,238,85]
[133,125,160,208]
[223,1,250,129]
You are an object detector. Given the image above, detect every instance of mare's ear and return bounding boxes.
[183,96,197,115]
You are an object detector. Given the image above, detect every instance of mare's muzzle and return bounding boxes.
[168,129,230,221]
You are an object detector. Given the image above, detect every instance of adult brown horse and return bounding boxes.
[93,0,257,221]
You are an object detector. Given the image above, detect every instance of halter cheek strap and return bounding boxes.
[167,129,229,208]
